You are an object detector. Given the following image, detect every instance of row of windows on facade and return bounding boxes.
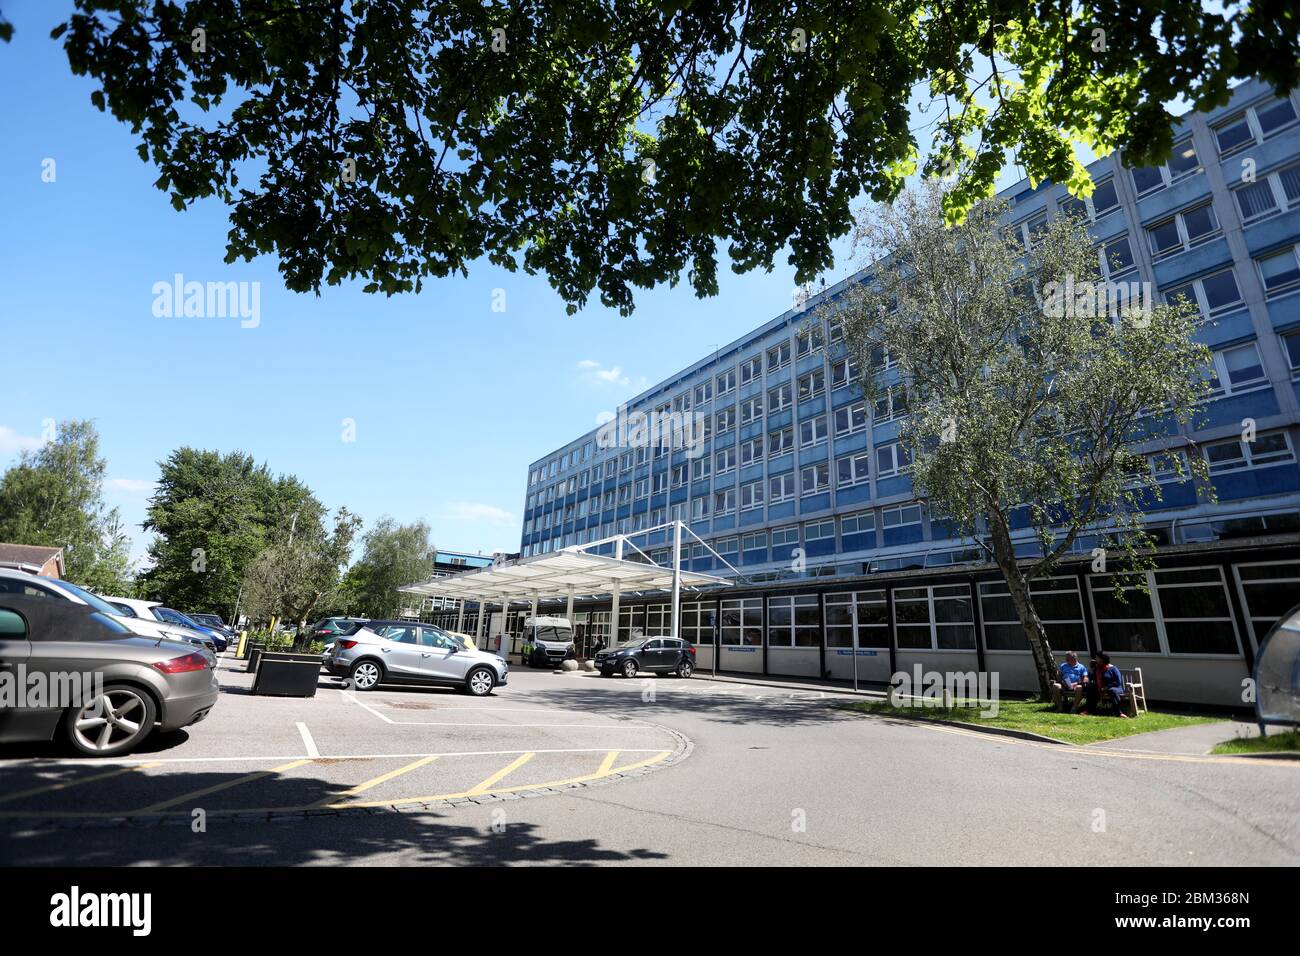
[525,329,1299,519]
[522,200,1300,502]
[520,428,1295,560]
[1011,92,1299,241]
[526,93,1300,494]
[437,563,1292,660]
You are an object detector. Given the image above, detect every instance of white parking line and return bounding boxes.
[340,691,395,724]
[296,722,320,758]
[340,690,654,728]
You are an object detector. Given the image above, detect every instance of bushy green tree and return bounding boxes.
[34,0,1299,313]
[0,419,134,593]
[240,506,363,629]
[338,518,434,619]
[140,448,323,617]
[837,181,1213,697]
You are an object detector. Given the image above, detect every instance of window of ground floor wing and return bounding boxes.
[824,590,889,648]
[767,595,820,647]
[1232,561,1300,646]
[1087,567,1241,655]
[979,577,1087,652]
[617,605,646,641]
[720,598,764,645]
[895,584,976,649]
[679,601,715,644]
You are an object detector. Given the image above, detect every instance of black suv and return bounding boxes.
[595,637,696,678]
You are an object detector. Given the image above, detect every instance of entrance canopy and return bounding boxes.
[401,548,731,602]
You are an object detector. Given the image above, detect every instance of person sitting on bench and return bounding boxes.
[1082,652,1128,717]
[1057,651,1090,712]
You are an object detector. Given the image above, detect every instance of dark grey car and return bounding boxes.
[0,594,220,757]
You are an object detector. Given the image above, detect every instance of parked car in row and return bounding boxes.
[326,620,507,696]
[0,593,219,756]
[188,613,237,643]
[595,637,696,678]
[100,596,226,653]
[0,571,217,659]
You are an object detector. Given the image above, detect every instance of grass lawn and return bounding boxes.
[844,698,1224,745]
[1211,730,1300,755]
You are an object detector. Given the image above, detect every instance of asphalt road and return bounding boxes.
[0,657,1296,866]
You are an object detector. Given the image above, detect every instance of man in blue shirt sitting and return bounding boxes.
[1057,651,1090,712]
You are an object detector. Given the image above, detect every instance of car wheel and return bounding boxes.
[676,660,694,679]
[466,667,496,697]
[64,684,157,757]
[350,659,383,691]
[621,659,637,679]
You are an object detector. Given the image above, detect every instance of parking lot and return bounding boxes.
[0,653,685,827]
[1,651,1297,867]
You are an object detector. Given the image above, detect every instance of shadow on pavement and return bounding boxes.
[0,762,669,866]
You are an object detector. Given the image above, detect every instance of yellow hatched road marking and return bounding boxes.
[327,756,439,803]
[0,762,161,805]
[139,759,311,812]
[597,751,620,775]
[338,749,673,810]
[466,752,534,795]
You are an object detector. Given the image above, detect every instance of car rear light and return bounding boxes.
[337,640,358,649]
[153,652,211,674]
[688,646,697,656]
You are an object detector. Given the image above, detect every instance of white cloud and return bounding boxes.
[438,502,515,525]
[576,359,631,387]
[0,425,44,456]
[106,478,156,494]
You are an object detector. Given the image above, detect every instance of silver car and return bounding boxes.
[0,593,220,757]
[326,620,508,696]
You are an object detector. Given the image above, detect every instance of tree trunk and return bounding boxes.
[986,510,1058,699]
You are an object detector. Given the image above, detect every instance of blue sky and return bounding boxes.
[0,2,875,566]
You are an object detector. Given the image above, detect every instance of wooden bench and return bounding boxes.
[1051,667,1147,716]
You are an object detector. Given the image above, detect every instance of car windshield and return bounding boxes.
[158,607,206,630]
[192,614,223,627]
[50,580,129,618]
[618,640,646,649]
[534,625,572,643]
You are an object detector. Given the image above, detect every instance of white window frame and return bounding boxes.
[1203,342,1269,399]
[1163,267,1243,322]
[836,451,870,488]
[1213,96,1300,157]
[769,472,796,504]
[875,441,912,478]
[800,460,830,495]
[1086,567,1242,658]
[799,415,828,448]
[1146,202,1221,262]
[1204,430,1295,474]
[1256,244,1300,299]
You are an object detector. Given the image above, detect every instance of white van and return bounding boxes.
[519,616,576,668]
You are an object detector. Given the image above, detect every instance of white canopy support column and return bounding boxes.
[670,519,683,640]
[609,536,624,650]
[565,585,575,624]
[475,598,486,649]
[455,599,465,633]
